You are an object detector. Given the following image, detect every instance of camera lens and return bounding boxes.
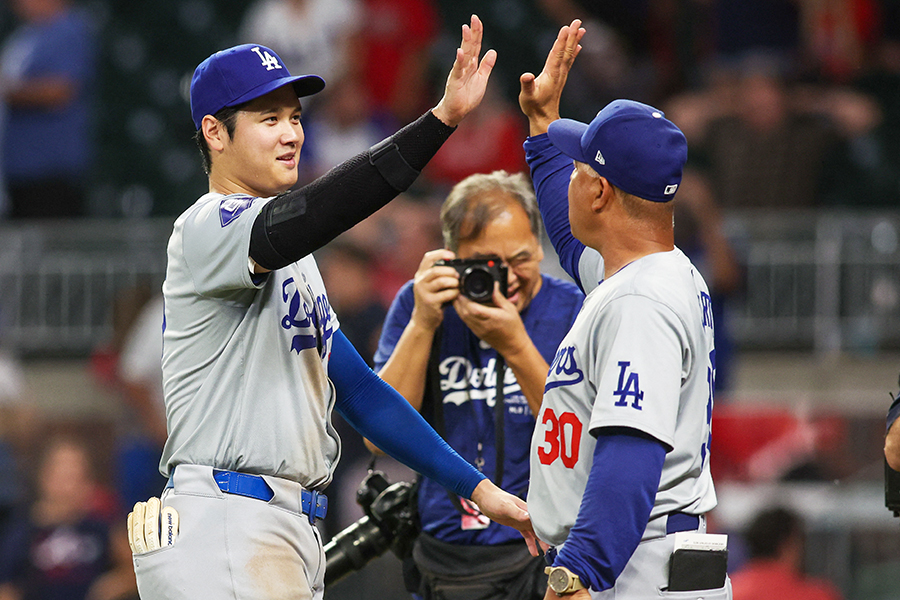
[461,266,494,302]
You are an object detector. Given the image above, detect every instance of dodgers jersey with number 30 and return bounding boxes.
[160,192,341,489]
[528,247,717,547]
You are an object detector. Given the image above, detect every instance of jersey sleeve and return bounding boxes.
[372,281,415,371]
[588,295,687,451]
[181,196,269,295]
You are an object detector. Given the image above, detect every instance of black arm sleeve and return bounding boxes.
[250,110,455,270]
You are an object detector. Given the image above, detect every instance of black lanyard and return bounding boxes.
[426,326,507,494]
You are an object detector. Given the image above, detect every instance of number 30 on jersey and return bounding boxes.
[537,409,583,468]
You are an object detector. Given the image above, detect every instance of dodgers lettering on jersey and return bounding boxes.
[375,276,584,545]
[528,248,717,547]
[282,275,335,358]
[545,345,584,392]
[439,353,524,409]
[160,192,341,489]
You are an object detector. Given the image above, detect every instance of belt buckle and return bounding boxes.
[303,489,328,524]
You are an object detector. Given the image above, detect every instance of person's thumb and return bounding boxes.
[520,72,535,94]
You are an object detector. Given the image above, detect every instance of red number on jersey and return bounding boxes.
[537,408,583,468]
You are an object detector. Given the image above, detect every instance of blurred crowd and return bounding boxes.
[0,0,895,218]
[0,0,899,598]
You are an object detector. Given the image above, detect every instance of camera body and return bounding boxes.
[435,257,508,303]
[323,471,418,587]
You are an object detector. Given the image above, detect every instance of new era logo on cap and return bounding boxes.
[190,44,325,130]
[547,99,688,203]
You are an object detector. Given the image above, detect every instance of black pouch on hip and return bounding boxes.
[667,548,728,591]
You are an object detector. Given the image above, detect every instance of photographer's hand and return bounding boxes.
[455,285,550,415]
[470,479,538,556]
[411,249,460,332]
[372,250,459,422]
[454,284,526,353]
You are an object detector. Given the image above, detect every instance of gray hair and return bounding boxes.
[440,171,543,252]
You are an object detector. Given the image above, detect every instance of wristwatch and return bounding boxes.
[545,566,586,595]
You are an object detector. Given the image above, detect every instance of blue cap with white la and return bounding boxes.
[190,44,325,130]
[547,100,687,203]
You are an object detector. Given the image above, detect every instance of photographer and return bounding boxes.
[366,171,584,600]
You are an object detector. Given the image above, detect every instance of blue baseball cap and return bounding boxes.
[190,44,325,130]
[547,100,687,202]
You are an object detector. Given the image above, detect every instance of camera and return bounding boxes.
[434,256,508,303]
[323,471,418,587]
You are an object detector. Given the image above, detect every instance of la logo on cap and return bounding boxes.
[251,46,282,71]
[595,150,606,166]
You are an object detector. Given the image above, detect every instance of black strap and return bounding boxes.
[425,326,507,510]
[425,326,445,440]
[369,139,420,192]
[249,111,453,270]
[493,355,506,489]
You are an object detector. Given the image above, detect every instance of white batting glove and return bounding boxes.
[127,497,179,554]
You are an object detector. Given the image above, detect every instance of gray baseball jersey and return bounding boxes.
[528,247,717,547]
[160,192,341,490]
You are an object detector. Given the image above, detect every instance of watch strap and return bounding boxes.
[545,566,586,594]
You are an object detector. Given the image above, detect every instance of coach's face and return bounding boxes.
[220,85,305,197]
[455,195,544,313]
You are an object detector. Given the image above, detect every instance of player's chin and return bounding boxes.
[272,166,299,190]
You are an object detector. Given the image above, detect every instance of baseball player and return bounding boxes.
[517,22,731,599]
[127,17,536,600]
[368,171,584,599]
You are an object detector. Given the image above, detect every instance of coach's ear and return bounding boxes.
[592,176,615,214]
[202,114,227,152]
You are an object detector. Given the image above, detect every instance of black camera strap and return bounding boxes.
[493,356,507,489]
[425,325,507,513]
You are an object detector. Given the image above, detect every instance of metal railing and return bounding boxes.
[1,210,899,356]
[724,209,900,355]
[0,219,172,354]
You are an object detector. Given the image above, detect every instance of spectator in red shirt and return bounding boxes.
[730,506,842,600]
[360,0,439,124]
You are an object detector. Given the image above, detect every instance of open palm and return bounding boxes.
[432,15,497,127]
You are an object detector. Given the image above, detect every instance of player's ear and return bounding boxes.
[202,115,227,152]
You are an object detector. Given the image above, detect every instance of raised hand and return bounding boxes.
[432,14,497,127]
[519,19,586,136]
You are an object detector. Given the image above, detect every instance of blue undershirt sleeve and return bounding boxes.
[553,428,666,591]
[328,329,485,499]
[524,134,586,289]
